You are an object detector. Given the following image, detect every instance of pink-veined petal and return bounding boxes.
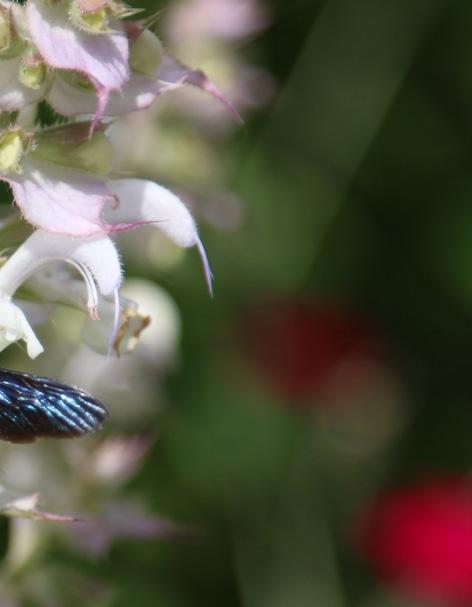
[4,157,112,236]
[0,56,46,110]
[46,52,241,122]
[69,500,195,558]
[157,54,243,123]
[2,492,79,522]
[26,0,129,90]
[47,70,159,117]
[107,179,213,294]
[164,0,269,42]
[26,0,129,122]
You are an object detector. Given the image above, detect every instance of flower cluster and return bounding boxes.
[0,0,239,359]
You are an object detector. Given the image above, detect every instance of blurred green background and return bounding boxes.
[94,0,472,605]
[7,0,472,605]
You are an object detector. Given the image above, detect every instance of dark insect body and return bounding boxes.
[0,368,107,443]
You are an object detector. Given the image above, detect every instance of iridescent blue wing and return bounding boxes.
[0,368,107,443]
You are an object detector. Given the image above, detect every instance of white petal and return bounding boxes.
[0,229,122,298]
[107,179,199,247]
[107,179,213,294]
[0,298,43,358]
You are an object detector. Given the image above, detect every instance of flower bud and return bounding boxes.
[18,49,48,90]
[0,128,31,175]
[129,30,163,77]
[68,0,110,33]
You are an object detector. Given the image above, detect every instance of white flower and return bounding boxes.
[0,229,122,358]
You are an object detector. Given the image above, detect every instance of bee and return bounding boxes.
[0,368,107,443]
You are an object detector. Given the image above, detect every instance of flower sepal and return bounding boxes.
[68,0,111,34]
[129,29,163,78]
[18,46,49,90]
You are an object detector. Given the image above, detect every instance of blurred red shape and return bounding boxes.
[361,479,472,605]
[241,299,378,402]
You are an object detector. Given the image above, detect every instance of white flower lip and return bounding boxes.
[107,179,214,295]
[0,229,122,357]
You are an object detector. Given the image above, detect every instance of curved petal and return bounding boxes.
[0,297,43,358]
[47,70,159,117]
[0,56,46,110]
[5,157,112,236]
[0,229,122,297]
[157,55,242,123]
[107,179,198,247]
[107,179,213,294]
[26,0,129,92]
[46,53,241,121]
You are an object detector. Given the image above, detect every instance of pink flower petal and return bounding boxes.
[5,158,112,236]
[47,70,159,117]
[157,55,243,123]
[0,56,46,110]
[47,53,241,121]
[89,435,154,485]
[2,492,79,522]
[69,501,196,558]
[26,0,129,121]
[27,0,129,90]
[165,0,269,42]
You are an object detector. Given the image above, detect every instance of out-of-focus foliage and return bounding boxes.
[3,0,472,605]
